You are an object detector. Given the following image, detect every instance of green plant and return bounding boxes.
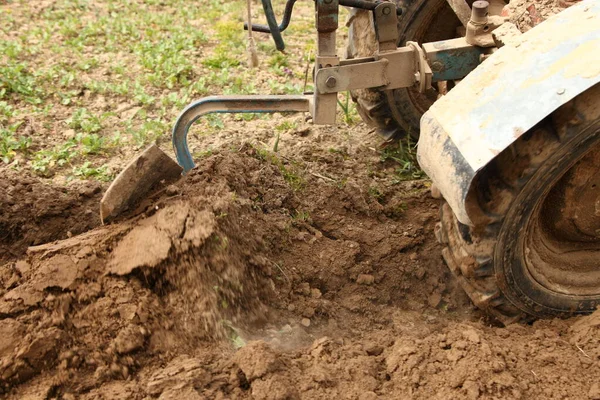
[72,161,113,181]
[31,140,78,175]
[77,133,107,155]
[337,91,359,125]
[380,137,426,181]
[0,122,30,163]
[67,108,102,134]
[0,63,44,104]
[275,120,298,132]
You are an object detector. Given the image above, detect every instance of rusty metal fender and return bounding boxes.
[417,0,600,226]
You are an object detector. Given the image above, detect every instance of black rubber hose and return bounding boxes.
[244,0,297,35]
[261,0,286,51]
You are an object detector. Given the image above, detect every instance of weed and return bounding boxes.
[0,101,15,122]
[0,122,30,164]
[77,133,107,155]
[67,108,103,134]
[292,210,311,222]
[275,120,298,132]
[254,146,305,191]
[31,140,78,175]
[380,138,426,181]
[0,63,44,104]
[72,161,113,181]
[368,186,385,202]
[207,114,224,130]
[337,92,359,125]
[130,118,168,147]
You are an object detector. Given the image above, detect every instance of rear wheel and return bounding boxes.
[439,84,600,324]
[346,0,464,140]
[346,0,505,140]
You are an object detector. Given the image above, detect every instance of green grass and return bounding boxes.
[0,0,349,181]
[254,146,305,191]
[380,138,426,181]
[0,122,30,164]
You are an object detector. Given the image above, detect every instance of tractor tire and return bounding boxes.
[438,84,600,325]
[345,0,464,140]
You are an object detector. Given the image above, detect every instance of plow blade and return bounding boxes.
[100,144,183,224]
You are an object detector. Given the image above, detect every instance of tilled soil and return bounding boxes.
[1,124,599,399]
[1,1,599,399]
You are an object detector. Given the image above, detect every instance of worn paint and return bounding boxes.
[427,0,600,171]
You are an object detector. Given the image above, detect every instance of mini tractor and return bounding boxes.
[101,0,600,325]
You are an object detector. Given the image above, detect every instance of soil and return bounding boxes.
[2,120,599,399]
[1,1,598,399]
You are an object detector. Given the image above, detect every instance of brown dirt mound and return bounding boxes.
[0,169,103,263]
[1,145,599,399]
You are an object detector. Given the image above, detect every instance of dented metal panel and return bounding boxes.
[427,0,600,172]
[418,0,600,226]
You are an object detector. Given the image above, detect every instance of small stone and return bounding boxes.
[297,282,311,296]
[415,267,426,280]
[301,318,311,327]
[365,344,384,356]
[430,184,442,199]
[357,274,375,285]
[287,303,296,312]
[462,329,480,344]
[359,392,378,400]
[428,292,442,308]
[165,185,180,196]
[113,324,146,354]
[310,288,322,299]
[409,252,418,261]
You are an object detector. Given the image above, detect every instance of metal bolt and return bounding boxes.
[471,1,489,23]
[557,88,566,95]
[382,5,391,15]
[325,76,337,88]
[431,61,444,73]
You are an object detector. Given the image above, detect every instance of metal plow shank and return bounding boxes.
[100,95,311,223]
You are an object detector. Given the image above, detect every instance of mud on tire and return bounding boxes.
[345,0,463,140]
[438,84,600,325]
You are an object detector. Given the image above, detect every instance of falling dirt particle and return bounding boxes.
[108,225,172,275]
[301,318,311,327]
[165,185,180,196]
[113,324,146,354]
[356,274,375,285]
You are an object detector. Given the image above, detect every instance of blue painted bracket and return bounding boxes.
[171,95,311,172]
